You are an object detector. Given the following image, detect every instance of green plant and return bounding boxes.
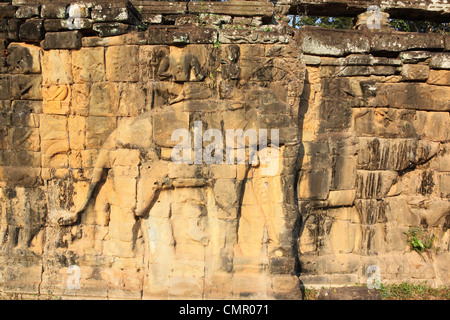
[213,38,220,49]
[376,282,449,300]
[137,22,148,32]
[404,227,435,261]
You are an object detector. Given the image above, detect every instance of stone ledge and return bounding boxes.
[188,1,274,18]
[297,26,446,56]
[147,26,217,45]
[131,1,188,14]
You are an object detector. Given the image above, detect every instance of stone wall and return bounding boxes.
[297,27,450,288]
[0,0,449,299]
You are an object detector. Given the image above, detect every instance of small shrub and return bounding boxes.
[404,227,435,261]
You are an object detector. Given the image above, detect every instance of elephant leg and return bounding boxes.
[58,148,113,226]
[136,160,169,218]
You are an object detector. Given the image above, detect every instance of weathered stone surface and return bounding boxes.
[358,138,439,171]
[429,52,450,70]
[42,31,82,50]
[44,19,93,32]
[148,26,216,45]
[88,82,119,116]
[7,43,42,74]
[42,85,70,115]
[371,32,444,52]
[298,27,369,56]
[0,40,6,58]
[219,28,289,45]
[189,1,274,17]
[401,64,429,81]
[91,1,141,24]
[41,3,68,19]
[427,70,450,86]
[0,3,16,19]
[93,22,133,37]
[1,4,450,300]
[15,5,40,19]
[132,1,187,15]
[105,45,139,81]
[0,75,11,100]
[72,47,105,83]
[399,51,431,63]
[369,83,450,111]
[41,50,72,85]
[19,19,44,41]
[10,75,42,100]
[85,116,116,149]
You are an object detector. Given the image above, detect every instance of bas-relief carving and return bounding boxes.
[55,44,304,298]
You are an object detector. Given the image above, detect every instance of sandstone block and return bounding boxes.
[19,19,44,41]
[189,1,273,17]
[327,190,357,207]
[153,109,189,147]
[0,150,41,168]
[439,173,450,198]
[413,111,450,141]
[298,168,331,200]
[0,166,41,187]
[370,32,444,52]
[429,52,450,70]
[15,5,40,19]
[319,99,353,132]
[10,75,42,100]
[0,3,16,19]
[42,50,73,85]
[68,116,86,150]
[134,1,187,15]
[9,127,40,152]
[358,137,439,171]
[42,31,82,50]
[427,69,450,86]
[41,3,68,19]
[399,51,431,63]
[354,108,418,139]
[71,83,90,116]
[149,26,216,46]
[88,82,119,116]
[44,19,93,32]
[7,43,42,74]
[356,170,398,199]
[72,47,105,83]
[331,156,357,190]
[91,6,140,25]
[93,22,133,37]
[0,75,11,100]
[105,45,139,81]
[85,116,116,149]
[298,27,369,56]
[11,100,41,127]
[118,83,146,116]
[42,85,71,115]
[324,254,361,274]
[401,64,429,81]
[39,114,67,142]
[219,29,289,45]
[0,19,20,41]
